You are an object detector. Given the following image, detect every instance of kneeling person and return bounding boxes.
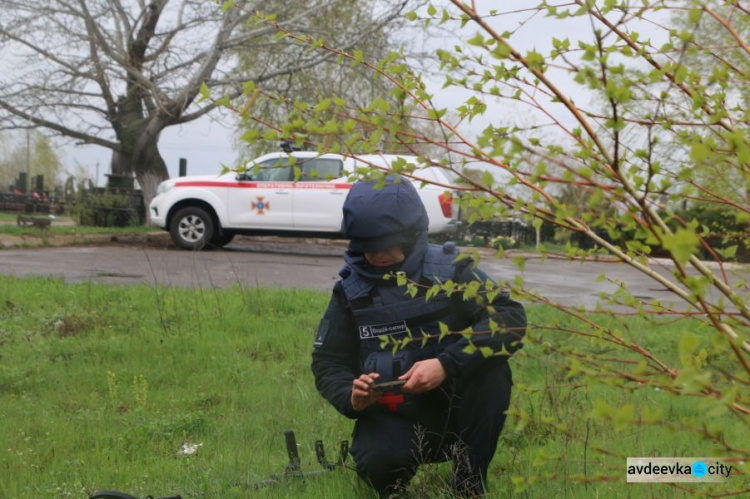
[311,177,526,496]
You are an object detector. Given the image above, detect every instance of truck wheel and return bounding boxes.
[210,231,235,248]
[170,207,214,250]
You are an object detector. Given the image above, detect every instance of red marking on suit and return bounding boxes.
[378,391,405,412]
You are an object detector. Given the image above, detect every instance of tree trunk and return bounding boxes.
[137,171,165,225]
[135,149,169,225]
[110,130,169,225]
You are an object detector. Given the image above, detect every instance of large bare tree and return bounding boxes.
[0,0,409,211]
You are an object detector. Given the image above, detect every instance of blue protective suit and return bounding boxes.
[311,177,526,495]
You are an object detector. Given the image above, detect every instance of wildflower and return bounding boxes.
[177,442,203,456]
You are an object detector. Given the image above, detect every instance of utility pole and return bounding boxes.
[26,129,30,180]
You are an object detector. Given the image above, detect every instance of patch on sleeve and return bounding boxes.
[313,319,331,348]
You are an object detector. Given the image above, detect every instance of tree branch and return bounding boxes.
[704,5,750,55]
[0,98,120,150]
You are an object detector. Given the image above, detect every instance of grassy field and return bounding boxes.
[0,213,155,250]
[0,212,21,221]
[0,276,746,498]
[0,221,153,236]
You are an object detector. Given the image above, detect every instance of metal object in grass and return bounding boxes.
[254,429,350,489]
[89,491,181,499]
[16,213,52,228]
[90,430,349,496]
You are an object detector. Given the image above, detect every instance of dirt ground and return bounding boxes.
[0,230,174,250]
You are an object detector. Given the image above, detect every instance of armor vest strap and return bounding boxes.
[422,241,459,283]
[341,266,374,300]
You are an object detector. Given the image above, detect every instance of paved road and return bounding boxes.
[0,240,345,292]
[1,237,748,309]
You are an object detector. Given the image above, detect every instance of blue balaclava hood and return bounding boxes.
[341,176,430,283]
[342,176,429,253]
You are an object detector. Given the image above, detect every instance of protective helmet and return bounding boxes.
[342,176,429,253]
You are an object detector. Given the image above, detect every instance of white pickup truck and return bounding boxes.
[149,151,461,250]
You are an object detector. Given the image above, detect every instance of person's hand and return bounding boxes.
[351,373,381,412]
[399,359,446,394]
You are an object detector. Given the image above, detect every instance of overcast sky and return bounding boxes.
[59,0,669,185]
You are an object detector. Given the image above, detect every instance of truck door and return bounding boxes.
[292,157,349,232]
[227,157,294,229]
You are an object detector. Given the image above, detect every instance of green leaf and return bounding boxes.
[674,64,688,84]
[425,284,440,301]
[240,129,260,143]
[525,50,545,71]
[262,129,279,140]
[690,142,709,162]
[688,7,702,24]
[662,228,699,264]
[467,32,485,47]
[718,245,738,260]
[495,42,511,58]
[242,80,256,96]
[221,0,235,12]
[427,108,447,120]
[314,98,332,112]
[197,81,210,102]
[482,171,494,188]
[438,322,449,342]
[463,281,480,300]
[352,50,364,68]
[396,271,407,287]
[462,343,477,355]
[673,369,711,394]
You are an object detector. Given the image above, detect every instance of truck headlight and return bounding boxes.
[157,182,174,195]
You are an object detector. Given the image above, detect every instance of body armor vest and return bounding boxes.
[340,242,463,415]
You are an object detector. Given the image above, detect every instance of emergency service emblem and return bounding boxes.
[359,320,408,339]
[251,196,270,215]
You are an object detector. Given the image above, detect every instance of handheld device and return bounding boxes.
[372,379,407,390]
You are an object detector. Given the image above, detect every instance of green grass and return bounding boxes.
[0,276,747,498]
[0,212,22,221]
